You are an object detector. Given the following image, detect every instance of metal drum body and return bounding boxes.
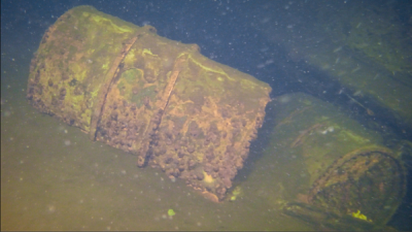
[26,5,271,201]
[263,93,406,229]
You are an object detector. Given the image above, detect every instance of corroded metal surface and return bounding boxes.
[89,34,140,141]
[265,93,406,228]
[307,146,406,225]
[26,5,271,201]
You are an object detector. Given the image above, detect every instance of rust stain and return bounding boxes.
[290,123,323,148]
[89,34,140,141]
[201,191,220,203]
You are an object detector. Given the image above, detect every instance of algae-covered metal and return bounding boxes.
[263,93,406,229]
[26,5,271,201]
[254,1,412,132]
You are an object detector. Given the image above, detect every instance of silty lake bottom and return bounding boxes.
[2,0,412,230]
[1,76,311,231]
[2,47,411,231]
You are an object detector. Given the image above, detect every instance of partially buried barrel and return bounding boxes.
[26,5,271,201]
[263,93,406,230]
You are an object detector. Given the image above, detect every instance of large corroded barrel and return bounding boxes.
[262,93,406,230]
[26,5,271,201]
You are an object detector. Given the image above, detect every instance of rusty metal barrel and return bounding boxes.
[26,5,271,201]
[263,93,406,229]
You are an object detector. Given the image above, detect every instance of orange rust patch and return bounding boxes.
[201,191,220,203]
